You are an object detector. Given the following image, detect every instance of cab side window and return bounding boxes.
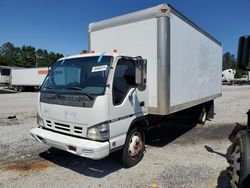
[113,58,136,105]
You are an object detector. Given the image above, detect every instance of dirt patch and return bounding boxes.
[4,161,52,172]
[0,115,36,126]
[0,119,20,126]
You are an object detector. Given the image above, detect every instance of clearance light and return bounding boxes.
[160,8,168,13]
[80,50,96,54]
[112,49,118,53]
[80,50,89,54]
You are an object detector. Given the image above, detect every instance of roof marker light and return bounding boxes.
[80,50,96,54]
[80,50,89,54]
[160,8,168,13]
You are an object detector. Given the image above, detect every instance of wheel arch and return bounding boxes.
[127,115,148,135]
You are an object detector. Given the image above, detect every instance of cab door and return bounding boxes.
[108,57,147,148]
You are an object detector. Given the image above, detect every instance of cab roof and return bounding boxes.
[57,52,135,61]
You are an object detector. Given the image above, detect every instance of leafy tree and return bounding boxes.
[223,52,236,70]
[0,42,63,67]
[0,42,17,66]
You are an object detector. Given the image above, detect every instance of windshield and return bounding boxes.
[41,56,112,96]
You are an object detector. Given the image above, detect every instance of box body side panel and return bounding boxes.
[169,13,222,108]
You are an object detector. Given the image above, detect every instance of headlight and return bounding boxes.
[87,123,109,141]
[37,113,44,127]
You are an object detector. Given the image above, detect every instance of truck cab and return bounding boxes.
[30,52,147,167]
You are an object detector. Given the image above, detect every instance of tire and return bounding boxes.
[229,130,250,188]
[198,107,207,124]
[121,126,145,167]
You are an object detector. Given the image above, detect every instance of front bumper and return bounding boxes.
[30,128,110,160]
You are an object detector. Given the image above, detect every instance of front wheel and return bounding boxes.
[121,126,145,167]
[229,130,250,188]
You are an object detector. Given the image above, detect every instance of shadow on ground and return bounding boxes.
[39,147,122,178]
[216,168,231,188]
[146,113,197,147]
[0,88,18,94]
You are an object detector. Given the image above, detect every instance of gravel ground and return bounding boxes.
[0,86,250,188]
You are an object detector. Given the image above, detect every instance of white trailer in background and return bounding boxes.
[30,4,222,167]
[11,67,49,91]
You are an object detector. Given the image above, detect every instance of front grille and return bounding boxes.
[46,120,52,127]
[45,119,84,136]
[74,126,83,134]
[54,122,70,131]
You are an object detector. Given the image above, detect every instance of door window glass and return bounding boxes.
[112,58,136,105]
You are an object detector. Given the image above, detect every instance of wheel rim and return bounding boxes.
[230,145,241,188]
[128,131,143,159]
[201,111,207,122]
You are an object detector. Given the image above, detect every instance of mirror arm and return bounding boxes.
[129,88,136,101]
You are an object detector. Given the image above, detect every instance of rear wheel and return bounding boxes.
[198,107,207,124]
[229,130,250,188]
[121,126,145,167]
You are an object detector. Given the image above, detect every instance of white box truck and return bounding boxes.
[30,4,222,167]
[11,67,49,91]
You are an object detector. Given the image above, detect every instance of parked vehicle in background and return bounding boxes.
[222,68,250,85]
[230,73,250,85]
[30,4,222,167]
[229,35,250,188]
[11,67,49,91]
[222,69,235,84]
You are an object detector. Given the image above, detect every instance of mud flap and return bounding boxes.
[207,101,214,119]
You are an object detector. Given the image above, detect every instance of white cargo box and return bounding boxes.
[11,67,49,87]
[89,4,222,115]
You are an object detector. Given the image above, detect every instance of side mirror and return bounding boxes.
[237,36,250,71]
[135,59,147,91]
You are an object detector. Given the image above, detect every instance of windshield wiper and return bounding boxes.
[82,92,94,100]
[65,87,94,100]
[66,86,82,90]
[43,86,54,89]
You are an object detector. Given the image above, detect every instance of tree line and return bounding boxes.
[0,42,63,68]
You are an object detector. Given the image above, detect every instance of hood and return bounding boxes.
[40,95,109,126]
